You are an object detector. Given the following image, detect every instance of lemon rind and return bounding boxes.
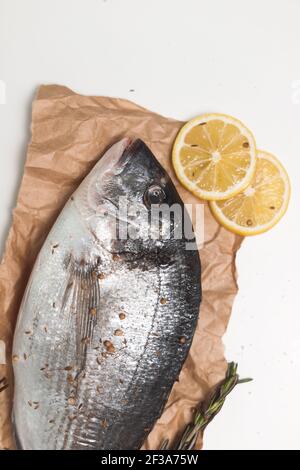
[172,113,257,201]
[209,150,291,236]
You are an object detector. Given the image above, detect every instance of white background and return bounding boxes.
[1,0,300,450]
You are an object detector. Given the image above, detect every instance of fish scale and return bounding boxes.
[13,138,201,449]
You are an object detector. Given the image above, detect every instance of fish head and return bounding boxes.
[77,138,193,259]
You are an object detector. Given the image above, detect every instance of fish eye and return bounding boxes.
[144,185,166,207]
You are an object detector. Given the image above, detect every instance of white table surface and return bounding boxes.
[1,0,299,450]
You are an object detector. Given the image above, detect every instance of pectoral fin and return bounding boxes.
[62,256,101,371]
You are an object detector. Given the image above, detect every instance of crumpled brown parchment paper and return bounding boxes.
[0,85,243,450]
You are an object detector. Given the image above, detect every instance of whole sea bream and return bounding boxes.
[12,138,201,450]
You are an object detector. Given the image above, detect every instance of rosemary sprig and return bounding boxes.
[0,376,9,393]
[160,362,252,450]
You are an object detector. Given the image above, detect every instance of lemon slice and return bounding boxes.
[209,150,290,236]
[172,113,256,200]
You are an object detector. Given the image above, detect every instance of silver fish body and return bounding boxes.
[12,138,201,450]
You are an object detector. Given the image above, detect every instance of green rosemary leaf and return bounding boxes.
[160,362,252,450]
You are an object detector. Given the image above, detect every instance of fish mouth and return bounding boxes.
[103,138,141,175]
[118,138,146,165]
[124,138,146,153]
[118,138,169,179]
